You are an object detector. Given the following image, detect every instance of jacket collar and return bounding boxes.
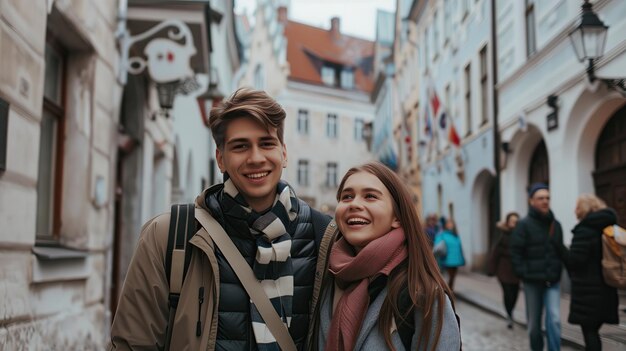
[528,206,554,223]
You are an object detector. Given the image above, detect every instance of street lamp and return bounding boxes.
[117,18,201,114]
[196,67,225,127]
[568,0,625,95]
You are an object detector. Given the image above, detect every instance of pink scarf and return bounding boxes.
[325,228,408,351]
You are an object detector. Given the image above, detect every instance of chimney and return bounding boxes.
[330,17,340,40]
[277,6,287,25]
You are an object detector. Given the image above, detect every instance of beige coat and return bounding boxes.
[110,192,337,350]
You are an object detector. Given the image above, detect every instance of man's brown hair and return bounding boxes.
[209,88,286,149]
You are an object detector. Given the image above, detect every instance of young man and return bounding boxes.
[510,183,564,351]
[110,88,332,350]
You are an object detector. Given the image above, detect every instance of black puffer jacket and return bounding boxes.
[510,207,563,284]
[559,208,619,326]
[205,185,327,351]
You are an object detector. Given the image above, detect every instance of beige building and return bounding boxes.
[238,0,376,212]
[0,0,121,348]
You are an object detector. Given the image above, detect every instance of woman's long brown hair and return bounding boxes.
[336,162,454,351]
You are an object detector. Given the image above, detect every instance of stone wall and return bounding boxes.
[0,0,121,349]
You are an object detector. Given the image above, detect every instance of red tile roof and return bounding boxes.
[284,20,375,93]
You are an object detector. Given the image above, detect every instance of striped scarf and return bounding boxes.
[222,176,297,351]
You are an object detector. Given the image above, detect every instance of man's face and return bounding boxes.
[529,189,550,215]
[216,117,287,212]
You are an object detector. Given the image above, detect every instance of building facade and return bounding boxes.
[239,0,376,213]
[0,1,121,348]
[411,0,497,270]
[496,0,626,238]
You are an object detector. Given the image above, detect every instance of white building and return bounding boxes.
[412,0,497,270]
[239,0,376,212]
[496,0,626,239]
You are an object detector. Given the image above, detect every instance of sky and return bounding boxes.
[234,0,396,41]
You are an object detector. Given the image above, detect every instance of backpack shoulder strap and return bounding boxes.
[311,209,332,252]
[195,209,297,351]
[164,203,196,349]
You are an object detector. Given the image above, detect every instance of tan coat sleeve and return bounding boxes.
[110,214,171,350]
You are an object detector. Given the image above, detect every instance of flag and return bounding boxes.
[430,88,441,117]
[449,123,461,147]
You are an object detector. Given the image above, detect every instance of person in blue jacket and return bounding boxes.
[434,217,466,290]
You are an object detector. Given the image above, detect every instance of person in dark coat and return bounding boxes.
[555,194,619,351]
[510,183,564,351]
[488,211,520,329]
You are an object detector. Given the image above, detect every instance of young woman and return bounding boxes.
[309,162,461,351]
[433,218,466,290]
[556,194,619,351]
[488,212,520,329]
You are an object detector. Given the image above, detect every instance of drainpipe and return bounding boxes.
[491,0,501,223]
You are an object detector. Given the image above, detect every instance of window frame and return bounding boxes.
[297,109,309,135]
[326,162,338,188]
[340,68,354,90]
[354,118,364,141]
[297,159,309,186]
[326,113,338,138]
[479,45,489,127]
[464,63,472,137]
[37,35,68,242]
[321,65,336,86]
[525,0,536,57]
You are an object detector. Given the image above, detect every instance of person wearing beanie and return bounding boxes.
[510,182,564,351]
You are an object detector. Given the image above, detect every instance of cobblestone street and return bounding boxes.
[457,300,581,351]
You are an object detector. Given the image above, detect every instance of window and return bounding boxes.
[464,63,472,136]
[37,40,67,241]
[254,64,265,89]
[326,162,338,187]
[297,160,309,186]
[461,0,469,20]
[340,69,354,89]
[424,29,430,69]
[354,118,364,141]
[445,84,451,111]
[321,65,335,86]
[326,113,338,138]
[525,0,536,57]
[297,109,309,135]
[433,10,439,58]
[444,0,452,45]
[479,46,489,126]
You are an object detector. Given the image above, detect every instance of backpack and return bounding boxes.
[164,203,331,348]
[601,224,626,289]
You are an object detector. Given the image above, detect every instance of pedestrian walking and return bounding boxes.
[487,212,520,329]
[510,182,564,351]
[424,213,439,247]
[309,162,461,351]
[110,88,333,350]
[554,194,619,351]
[434,217,466,291]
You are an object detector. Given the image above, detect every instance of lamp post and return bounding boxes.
[568,0,625,95]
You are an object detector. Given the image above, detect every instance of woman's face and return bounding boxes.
[507,215,519,229]
[445,219,455,231]
[336,171,400,251]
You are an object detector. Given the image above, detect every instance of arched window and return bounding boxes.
[528,140,549,188]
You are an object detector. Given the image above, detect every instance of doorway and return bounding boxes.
[594,105,626,227]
